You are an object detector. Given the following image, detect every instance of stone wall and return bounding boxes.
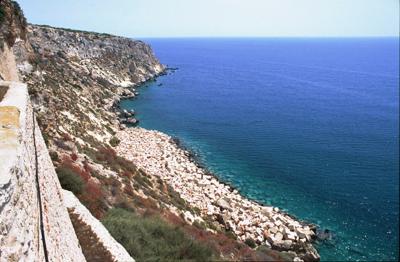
[0,81,86,261]
[64,190,134,262]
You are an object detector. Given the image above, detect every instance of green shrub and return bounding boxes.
[0,5,5,25]
[56,166,84,194]
[105,124,116,135]
[245,238,256,248]
[192,220,207,230]
[49,151,59,162]
[109,136,120,147]
[102,208,213,261]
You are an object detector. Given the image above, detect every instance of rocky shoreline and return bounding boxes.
[115,127,320,261]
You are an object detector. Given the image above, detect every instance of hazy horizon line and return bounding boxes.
[135,35,399,39]
[31,23,399,40]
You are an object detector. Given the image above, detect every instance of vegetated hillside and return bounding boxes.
[12,23,291,261]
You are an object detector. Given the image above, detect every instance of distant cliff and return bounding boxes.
[14,24,165,152]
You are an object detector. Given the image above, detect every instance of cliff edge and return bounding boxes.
[1,1,136,261]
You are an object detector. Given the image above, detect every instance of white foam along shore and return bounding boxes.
[115,127,320,261]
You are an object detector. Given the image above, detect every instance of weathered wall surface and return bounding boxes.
[0,81,41,261]
[0,81,86,261]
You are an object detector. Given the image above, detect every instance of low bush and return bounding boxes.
[54,139,72,150]
[79,180,107,218]
[109,136,120,147]
[82,146,136,174]
[192,220,207,230]
[49,151,59,162]
[70,153,78,161]
[0,5,5,25]
[245,238,256,248]
[56,166,84,194]
[102,208,213,261]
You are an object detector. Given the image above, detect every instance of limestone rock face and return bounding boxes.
[13,24,165,152]
[21,24,164,86]
[7,23,166,261]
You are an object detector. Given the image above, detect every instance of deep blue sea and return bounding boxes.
[121,38,399,261]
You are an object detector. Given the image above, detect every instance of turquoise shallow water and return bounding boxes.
[121,38,399,261]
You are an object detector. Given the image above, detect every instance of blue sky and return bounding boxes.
[18,0,399,38]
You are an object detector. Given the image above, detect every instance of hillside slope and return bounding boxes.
[11,23,295,261]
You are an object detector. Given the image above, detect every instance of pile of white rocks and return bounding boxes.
[116,127,319,261]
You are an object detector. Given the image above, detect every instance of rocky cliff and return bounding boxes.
[1,2,86,260]
[0,0,26,81]
[1,1,137,261]
[10,23,293,261]
[14,24,164,151]
[1,1,319,261]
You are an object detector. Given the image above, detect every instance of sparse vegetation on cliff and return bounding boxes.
[56,166,84,195]
[0,5,5,24]
[109,136,120,147]
[102,208,214,261]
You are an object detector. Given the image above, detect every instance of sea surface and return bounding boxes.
[121,38,399,261]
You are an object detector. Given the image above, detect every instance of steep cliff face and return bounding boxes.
[15,24,164,149]
[13,24,172,220]
[1,1,140,260]
[0,0,27,46]
[1,2,87,260]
